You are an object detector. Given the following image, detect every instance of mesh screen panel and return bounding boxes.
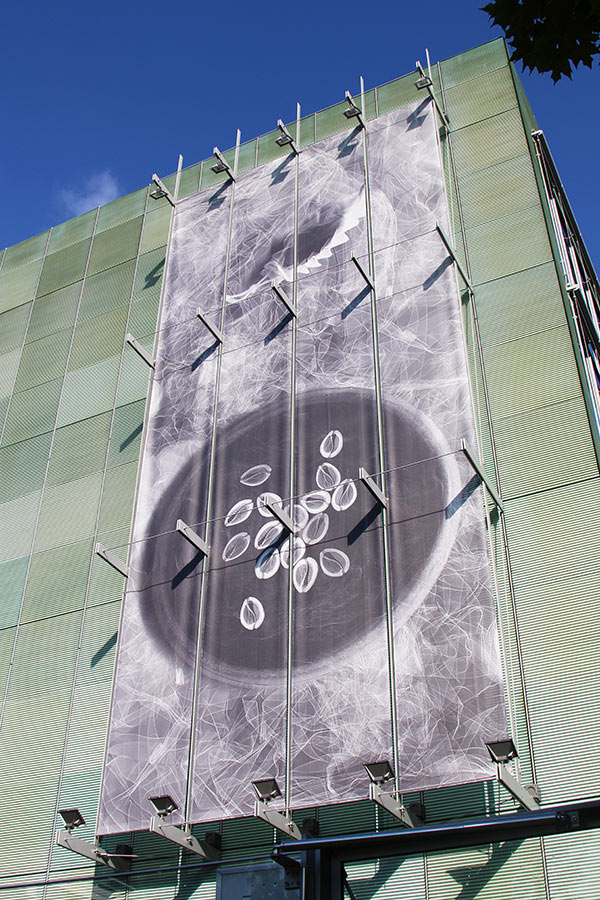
[46,411,112,486]
[86,216,143,276]
[37,238,91,297]
[47,209,96,253]
[13,328,72,391]
[1,377,63,445]
[0,258,43,313]
[20,539,94,623]
[0,432,52,503]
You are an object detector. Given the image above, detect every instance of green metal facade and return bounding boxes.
[0,38,598,898]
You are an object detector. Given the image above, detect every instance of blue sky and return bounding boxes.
[1,0,598,268]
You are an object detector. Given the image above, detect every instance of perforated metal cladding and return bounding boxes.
[457,154,539,230]
[1,377,63,444]
[86,215,143,275]
[47,208,96,254]
[95,187,147,232]
[0,432,52,503]
[13,328,72,391]
[474,262,566,348]
[37,238,91,297]
[450,108,528,176]
[1,231,49,272]
[46,412,112,486]
[0,257,43,313]
[78,258,136,321]
[0,303,31,354]
[440,37,508,87]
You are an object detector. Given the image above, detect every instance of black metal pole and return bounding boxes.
[273,798,600,898]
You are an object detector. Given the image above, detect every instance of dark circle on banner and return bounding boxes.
[137,389,455,683]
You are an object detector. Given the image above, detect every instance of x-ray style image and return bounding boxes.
[98,98,507,834]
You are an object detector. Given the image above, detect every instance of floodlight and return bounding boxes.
[485,739,518,764]
[149,795,179,818]
[252,777,282,803]
[343,91,363,123]
[363,761,394,785]
[56,810,136,870]
[485,738,539,810]
[211,147,235,180]
[276,133,292,146]
[363,763,417,828]
[415,75,433,89]
[58,808,86,832]
[251,777,302,840]
[150,186,168,200]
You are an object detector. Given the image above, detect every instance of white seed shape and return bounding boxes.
[319,430,343,459]
[291,503,309,530]
[255,520,284,550]
[257,492,282,517]
[331,479,357,512]
[293,556,318,593]
[300,490,331,514]
[224,498,253,527]
[316,463,341,491]
[240,464,272,486]
[222,532,251,561]
[280,536,306,569]
[255,547,281,580]
[303,512,329,545]
[240,596,265,630]
[319,548,350,577]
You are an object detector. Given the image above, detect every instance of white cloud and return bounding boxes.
[59,170,120,217]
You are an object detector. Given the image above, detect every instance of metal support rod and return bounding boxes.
[358,467,387,508]
[125,333,155,369]
[55,831,133,872]
[95,543,130,578]
[369,783,416,828]
[351,255,374,291]
[176,519,209,557]
[149,817,220,860]
[276,119,299,155]
[264,500,295,533]
[196,309,224,344]
[415,61,450,126]
[460,439,504,513]
[212,147,236,181]
[496,763,540,811]
[435,222,473,294]
[254,800,302,840]
[344,90,364,128]
[150,174,175,207]
[271,283,296,318]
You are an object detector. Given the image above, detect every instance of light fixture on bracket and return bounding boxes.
[414,61,449,127]
[363,762,419,828]
[150,174,175,207]
[211,147,236,181]
[485,739,540,811]
[343,90,364,128]
[149,795,221,860]
[275,119,299,155]
[251,778,302,840]
[55,808,136,871]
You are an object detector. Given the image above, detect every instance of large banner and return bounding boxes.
[98,99,506,834]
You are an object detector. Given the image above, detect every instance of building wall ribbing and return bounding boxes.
[0,37,598,898]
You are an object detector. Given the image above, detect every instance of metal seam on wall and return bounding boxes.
[0,229,52,446]
[185,135,241,822]
[439,56,550,896]
[0,212,99,735]
[43,184,152,895]
[362,103,400,787]
[284,105,301,811]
